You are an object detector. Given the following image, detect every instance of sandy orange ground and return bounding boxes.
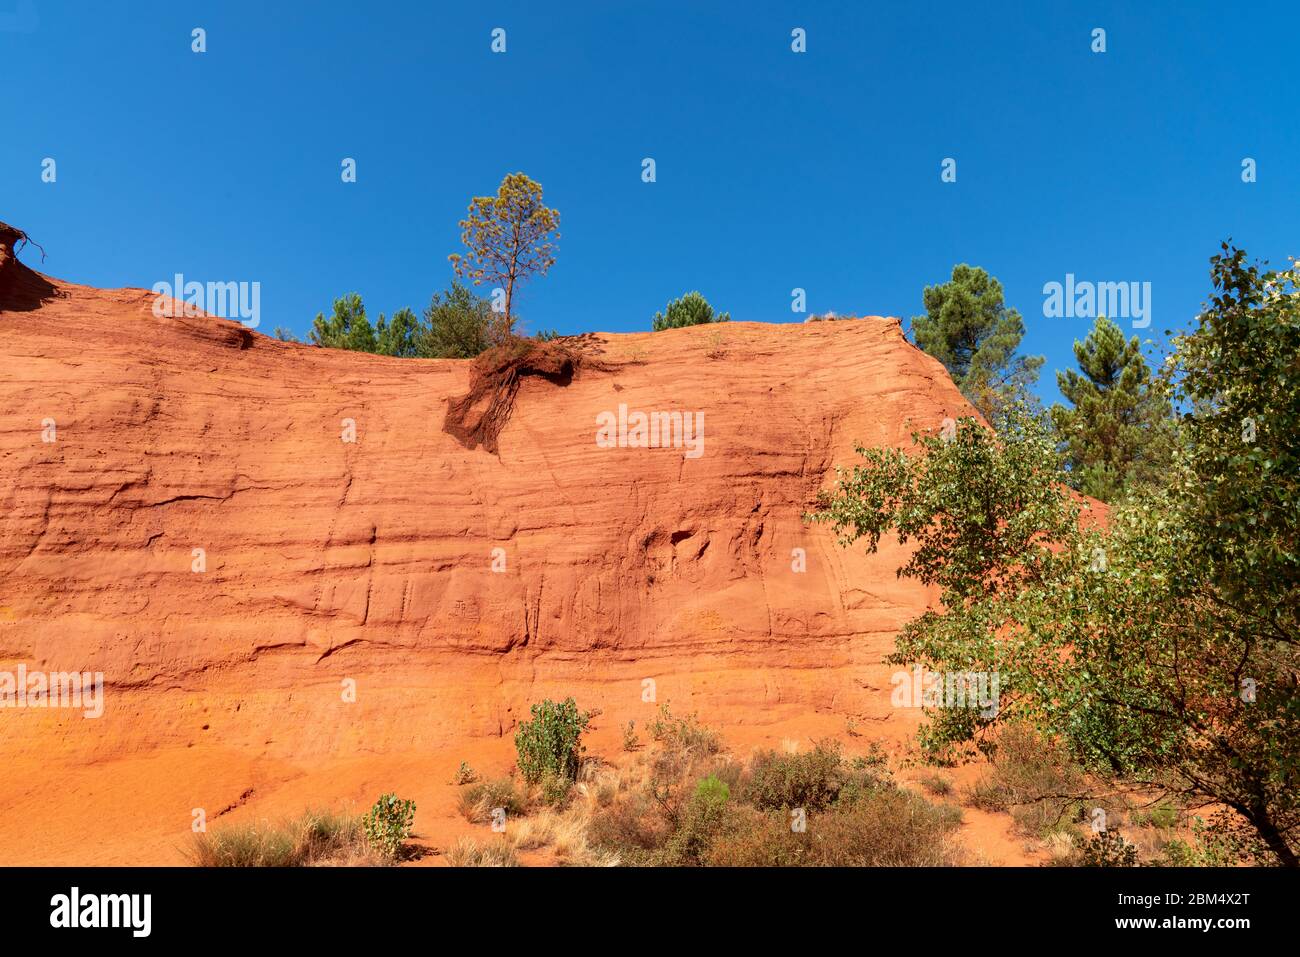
[0,714,1039,866]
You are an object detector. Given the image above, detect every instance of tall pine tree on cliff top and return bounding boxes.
[910,265,1044,425]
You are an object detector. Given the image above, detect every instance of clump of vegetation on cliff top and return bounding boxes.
[909,263,1043,427]
[282,172,562,354]
[651,290,730,331]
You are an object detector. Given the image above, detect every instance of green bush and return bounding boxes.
[421,281,494,358]
[362,794,415,860]
[1134,801,1179,829]
[1158,816,1244,866]
[452,761,478,785]
[514,697,593,785]
[743,740,845,812]
[694,775,730,805]
[1077,829,1137,867]
[658,776,733,865]
[651,291,730,331]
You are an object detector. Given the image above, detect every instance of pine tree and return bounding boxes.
[910,265,1044,424]
[1050,316,1173,501]
[375,307,421,357]
[449,172,559,340]
[310,293,377,352]
[418,282,494,359]
[651,291,730,331]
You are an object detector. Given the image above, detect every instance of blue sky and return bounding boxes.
[3,0,1295,405]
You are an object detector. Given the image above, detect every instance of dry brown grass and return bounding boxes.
[457,778,527,824]
[188,809,386,867]
[446,836,519,867]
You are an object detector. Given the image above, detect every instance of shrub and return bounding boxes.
[646,743,699,828]
[1077,829,1138,867]
[694,775,730,804]
[919,773,953,796]
[1159,816,1246,866]
[588,792,669,863]
[622,720,639,752]
[836,766,893,807]
[1133,800,1179,829]
[362,794,415,861]
[452,761,478,785]
[743,740,845,812]
[514,697,593,785]
[658,776,734,865]
[540,769,573,808]
[967,724,1088,839]
[850,742,892,778]
[709,759,745,796]
[708,787,965,867]
[582,733,968,868]
[589,745,730,862]
[651,291,730,331]
[646,702,721,756]
[458,778,527,824]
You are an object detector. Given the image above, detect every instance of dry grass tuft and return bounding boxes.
[188,808,385,867]
[446,836,519,867]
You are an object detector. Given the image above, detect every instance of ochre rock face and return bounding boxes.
[0,230,982,863]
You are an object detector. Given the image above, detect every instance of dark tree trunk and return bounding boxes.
[1242,805,1298,867]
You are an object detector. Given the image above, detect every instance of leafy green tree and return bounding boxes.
[910,265,1044,425]
[310,293,377,352]
[449,172,559,340]
[810,408,1299,863]
[1167,245,1299,662]
[417,281,493,359]
[1050,316,1174,501]
[808,248,1300,864]
[652,291,730,331]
